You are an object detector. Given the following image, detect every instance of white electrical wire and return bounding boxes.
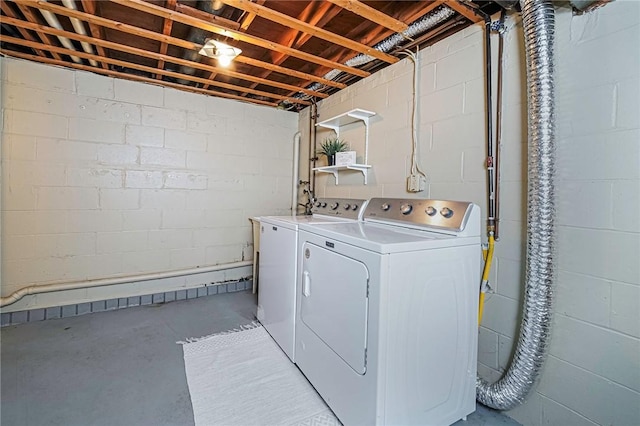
[400,48,427,179]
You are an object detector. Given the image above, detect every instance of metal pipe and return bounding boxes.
[310,100,318,198]
[303,6,456,94]
[292,131,301,215]
[484,16,496,232]
[60,0,98,66]
[0,261,252,307]
[476,0,556,409]
[494,10,507,240]
[38,7,82,64]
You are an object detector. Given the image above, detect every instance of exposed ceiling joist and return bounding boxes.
[219,0,399,65]
[326,0,409,33]
[0,1,503,109]
[109,0,371,78]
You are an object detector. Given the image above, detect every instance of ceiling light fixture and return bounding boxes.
[198,39,242,67]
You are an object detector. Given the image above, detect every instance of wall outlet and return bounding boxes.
[407,174,426,192]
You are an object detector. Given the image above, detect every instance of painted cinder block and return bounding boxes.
[4,110,68,138]
[611,282,640,338]
[69,117,125,144]
[125,170,164,189]
[97,144,138,166]
[36,138,99,163]
[97,231,148,254]
[114,79,164,107]
[164,87,208,112]
[140,147,185,168]
[126,124,164,147]
[76,70,114,99]
[164,172,207,190]
[165,129,207,152]
[37,187,99,210]
[99,189,140,210]
[122,210,161,231]
[142,105,186,130]
[66,168,123,189]
[67,210,122,233]
[6,58,75,92]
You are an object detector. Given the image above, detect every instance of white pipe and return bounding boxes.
[61,0,99,66]
[38,7,83,64]
[0,260,252,307]
[292,131,301,215]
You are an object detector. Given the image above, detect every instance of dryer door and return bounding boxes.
[300,242,369,375]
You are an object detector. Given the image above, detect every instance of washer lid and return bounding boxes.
[298,221,480,253]
[259,215,356,231]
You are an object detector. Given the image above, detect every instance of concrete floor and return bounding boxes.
[1,290,520,426]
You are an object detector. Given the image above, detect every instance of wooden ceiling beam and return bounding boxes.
[79,0,109,70]
[12,2,63,61]
[401,0,446,25]
[241,1,341,97]
[447,1,485,23]
[219,0,398,64]
[3,16,326,99]
[21,0,345,89]
[239,0,265,31]
[326,0,408,33]
[156,0,177,80]
[174,2,240,31]
[0,1,49,59]
[109,0,370,78]
[0,49,277,107]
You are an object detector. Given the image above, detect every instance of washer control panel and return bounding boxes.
[364,198,475,231]
[311,198,368,219]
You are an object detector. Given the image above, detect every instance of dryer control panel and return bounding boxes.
[311,198,368,220]
[364,198,480,235]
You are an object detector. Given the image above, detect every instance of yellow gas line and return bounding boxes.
[478,232,495,325]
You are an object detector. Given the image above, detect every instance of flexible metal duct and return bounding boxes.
[476,0,556,410]
[305,6,456,92]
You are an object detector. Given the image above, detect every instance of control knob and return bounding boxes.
[351,204,358,211]
[315,201,321,207]
[321,202,327,208]
[400,204,413,215]
[344,204,351,210]
[425,206,437,216]
[440,207,454,218]
[381,203,391,211]
[330,203,339,210]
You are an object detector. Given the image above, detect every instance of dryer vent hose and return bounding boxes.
[476,0,556,410]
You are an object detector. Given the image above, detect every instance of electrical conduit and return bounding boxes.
[476,0,557,410]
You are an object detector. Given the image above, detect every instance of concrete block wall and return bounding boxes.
[1,58,298,310]
[308,2,639,425]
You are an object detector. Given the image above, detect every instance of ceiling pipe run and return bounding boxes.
[476,0,557,409]
[38,6,83,64]
[298,6,456,98]
[60,0,98,67]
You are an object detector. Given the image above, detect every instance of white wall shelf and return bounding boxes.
[315,108,376,185]
[312,164,372,185]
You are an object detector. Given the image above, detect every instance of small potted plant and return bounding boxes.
[317,137,347,166]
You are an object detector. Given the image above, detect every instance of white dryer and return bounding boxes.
[257,198,368,362]
[295,198,481,426]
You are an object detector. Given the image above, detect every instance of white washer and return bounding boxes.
[295,198,481,426]
[257,198,368,362]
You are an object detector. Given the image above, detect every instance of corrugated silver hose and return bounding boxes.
[304,6,456,93]
[476,0,556,410]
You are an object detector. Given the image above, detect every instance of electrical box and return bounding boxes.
[407,174,426,193]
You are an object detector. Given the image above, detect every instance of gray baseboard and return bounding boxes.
[1,279,252,327]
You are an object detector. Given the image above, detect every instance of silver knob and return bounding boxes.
[344,204,351,210]
[321,202,327,208]
[400,204,413,215]
[440,207,454,218]
[351,204,358,211]
[381,203,391,211]
[315,201,321,207]
[426,206,437,216]
[330,203,339,210]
